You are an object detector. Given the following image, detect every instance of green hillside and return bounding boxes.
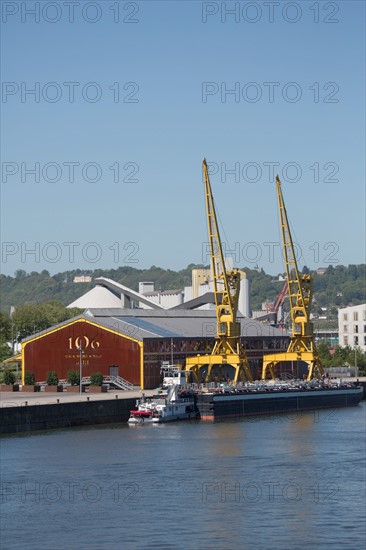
[1,264,365,317]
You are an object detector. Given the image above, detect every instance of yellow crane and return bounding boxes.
[185,159,253,384]
[262,176,324,380]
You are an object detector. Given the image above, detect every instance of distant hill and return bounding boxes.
[0,265,195,313]
[244,264,366,319]
[1,264,365,319]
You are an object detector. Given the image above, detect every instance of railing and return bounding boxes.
[103,375,134,390]
[38,375,134,391]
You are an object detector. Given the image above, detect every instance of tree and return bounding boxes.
[332,345,350,366]
[0,312,11,342]
[15,269,26,279]
[3,370,15,385]
[328,345,366,369]
[11,302,82,342]
[0,343,12,363]
[24,372,36,385]
[46,371,59,386]
[0,312,12,362]
[39,301,81,327]
[317,340,332,367]
[90,372,104,386]
[12,304,49,341]
[348,347,366,368]
[67,370,80,386]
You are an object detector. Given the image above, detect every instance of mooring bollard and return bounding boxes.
[57,399,60,404]
[87,397,90,401]
[115,395,118,399]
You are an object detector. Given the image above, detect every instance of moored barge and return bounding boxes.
[194,382,363,421]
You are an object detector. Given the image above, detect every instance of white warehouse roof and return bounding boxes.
[68,285,122,309]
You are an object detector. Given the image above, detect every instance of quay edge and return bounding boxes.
[0,396,137,435]
[0,385,364,435]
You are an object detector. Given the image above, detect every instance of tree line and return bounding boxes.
[1,264,365,316]
[0,302,81,362]
[317,340,366,371]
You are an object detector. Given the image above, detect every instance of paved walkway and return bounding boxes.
[0,388,159,408]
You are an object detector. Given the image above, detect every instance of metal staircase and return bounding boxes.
[102,375,134,390]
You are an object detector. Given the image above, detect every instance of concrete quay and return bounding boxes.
[0,388,157,436]
[0,388,156,408]
[1,379,364,436]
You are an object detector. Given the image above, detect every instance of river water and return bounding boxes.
[1,403,365,550]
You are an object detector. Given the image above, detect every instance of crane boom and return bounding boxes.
[273,281,287,314]
[204,158,241,348]
[277,176,311,336]
[262,176,323,380]
[185,159,252,384]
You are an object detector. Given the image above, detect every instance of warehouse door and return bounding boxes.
[109,365,119,377]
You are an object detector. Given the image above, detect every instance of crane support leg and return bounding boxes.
[261,360,276,380]
[232,363,253,383]
[308,361,324,380]
[186,354,253,384]
[262,351,324,380]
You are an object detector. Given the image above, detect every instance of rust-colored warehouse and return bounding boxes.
[22,308,289,389]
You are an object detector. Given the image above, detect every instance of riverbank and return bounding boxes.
[1,379,364,435]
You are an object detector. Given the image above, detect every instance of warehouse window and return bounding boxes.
[354,325,358,333]
[343,336,348,345]
[353,312,358,321]
[343,325,348,333]
[354,336,358,346]
[343,313,348,321]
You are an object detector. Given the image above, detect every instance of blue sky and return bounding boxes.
[1,0,365,276]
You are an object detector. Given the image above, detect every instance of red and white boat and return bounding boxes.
[128,385,196,424]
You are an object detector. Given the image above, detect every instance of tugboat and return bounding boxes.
[128,362,196,424]
[128,384,196,424]
[160,363,189,389]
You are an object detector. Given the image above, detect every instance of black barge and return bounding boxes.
[194,383,363,421]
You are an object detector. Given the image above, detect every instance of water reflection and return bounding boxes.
[1,404,365,550]
[206,421,243,457]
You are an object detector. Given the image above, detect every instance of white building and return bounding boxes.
[138,282,184,309]
[187,267,250,317]
[338,304,366,352]
[73,275,92,283]
[68,267,251,317]
[68,278,164,310]
[138,267,250,316]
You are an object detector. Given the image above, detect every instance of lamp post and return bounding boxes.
[355,347,357,375]
[78,343,83,394]
[170,338,174,365]
[10,306,15,354]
